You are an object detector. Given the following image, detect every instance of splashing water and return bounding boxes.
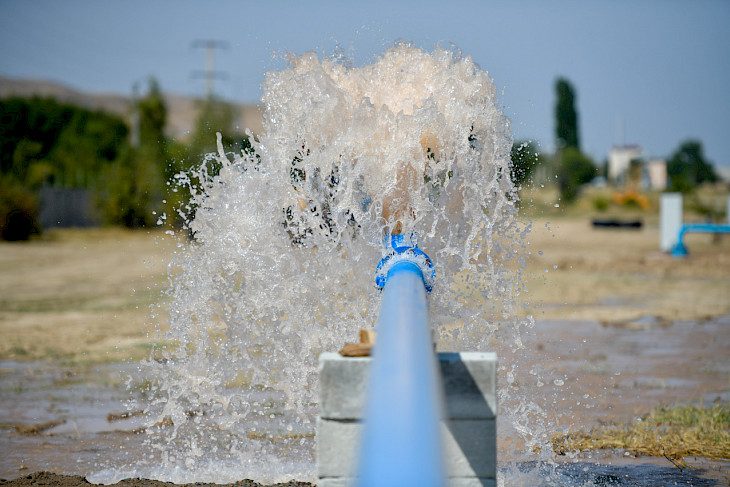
[113,43,537,484]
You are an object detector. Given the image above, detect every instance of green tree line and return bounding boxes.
[0,81,246,240]
[509,77,720,203]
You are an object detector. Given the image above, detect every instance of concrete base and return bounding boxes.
[317,478,496,487]
[660,193,682,252]
[317,352,497,487]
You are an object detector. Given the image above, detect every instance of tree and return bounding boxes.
[510,140,544,187]
[557,147,596,202]
[1,97,127,188]
[555,78,580,150]
[166,96,247,227]
[667,140,718,193]
[48,109,127,187]
[0,97,129,238]
[137,79,167,149]
[98,79,168,228]
[0,175,38,240]
[188,96,240,160]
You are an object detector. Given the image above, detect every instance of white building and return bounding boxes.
[647,159,667,190]
[608,145,642,182]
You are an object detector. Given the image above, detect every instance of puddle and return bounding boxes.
[510,315,730,428]
[0,361,151,477]
[507,458,727,486]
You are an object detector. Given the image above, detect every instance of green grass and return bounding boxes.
[552,403,730,461]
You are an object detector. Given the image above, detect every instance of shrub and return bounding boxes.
[0,176,39,240]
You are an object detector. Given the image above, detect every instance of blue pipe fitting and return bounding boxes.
[671,223,730,258]
[375,234,435,291]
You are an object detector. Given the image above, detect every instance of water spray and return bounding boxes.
[136,44,519,485]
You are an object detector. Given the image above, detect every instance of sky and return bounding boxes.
[1,0,729,170]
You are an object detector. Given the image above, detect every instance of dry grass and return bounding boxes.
[519,212,730,323]
[552,403,730,461]
[0,227,175,364]
[1,192,729,364]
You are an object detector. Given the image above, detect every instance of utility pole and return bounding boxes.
[130,81,140,148]
[615,114,625,148]
[191,39,229,98]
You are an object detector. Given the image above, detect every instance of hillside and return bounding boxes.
[0,75,263,140]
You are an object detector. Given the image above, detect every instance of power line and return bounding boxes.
[191,39,229,98]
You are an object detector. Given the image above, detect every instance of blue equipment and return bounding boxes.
[671,223,730,257]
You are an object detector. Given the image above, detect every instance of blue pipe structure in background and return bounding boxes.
[671,223,730,257]
[356,235,447,487]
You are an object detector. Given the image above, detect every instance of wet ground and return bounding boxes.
[1,315,728,486]
[0,471,312,486]
[0,463,726,487]
[514,315,730,428]
[0,360,150,479]
[499,314,730,485]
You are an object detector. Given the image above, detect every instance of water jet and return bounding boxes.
[135,43,524,484]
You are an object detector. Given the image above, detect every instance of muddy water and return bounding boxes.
[1,315,728,485]
[0,361,151,478]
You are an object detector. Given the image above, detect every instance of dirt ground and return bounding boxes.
[522,216,730,323]
[0,228,174,364]
[0,217,728,485]
[1,217,728,364]
[0,471,312,486]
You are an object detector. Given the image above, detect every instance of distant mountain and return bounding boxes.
[0,75,263,140]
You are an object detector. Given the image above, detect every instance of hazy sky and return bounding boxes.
[1,0,729,170]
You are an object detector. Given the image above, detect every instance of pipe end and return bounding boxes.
[375,234,435,291]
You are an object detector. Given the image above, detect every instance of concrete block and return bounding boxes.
[317,418,361,478]
[318,478,496,487]
[317,351,497,485]
[441,352,496,419]
[318,353,370,420]
[443,419,496,478]
[318,352,497,420]
[449,479,497,487]
[316,479,349,487]
[317,418,495,479]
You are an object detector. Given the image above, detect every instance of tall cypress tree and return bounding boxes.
[555,78,580,150]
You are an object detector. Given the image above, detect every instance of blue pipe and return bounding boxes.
[356,251,447,487]
[671,223,730,257]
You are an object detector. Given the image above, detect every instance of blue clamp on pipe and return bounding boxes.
[375,234,435,291]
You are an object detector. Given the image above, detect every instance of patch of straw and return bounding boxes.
[552,403,730,461]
